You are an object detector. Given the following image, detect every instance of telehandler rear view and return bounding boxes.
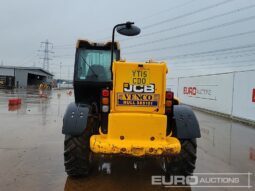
[62,22,200,176]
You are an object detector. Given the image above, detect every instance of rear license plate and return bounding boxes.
[130,70,150,85]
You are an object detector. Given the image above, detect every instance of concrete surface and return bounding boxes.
[0,89,254,191]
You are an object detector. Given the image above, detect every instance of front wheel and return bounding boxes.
[164,139,197,176]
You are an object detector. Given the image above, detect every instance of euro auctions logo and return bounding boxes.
[151,173,253,188]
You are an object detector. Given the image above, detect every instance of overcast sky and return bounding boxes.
[1,0,255,79]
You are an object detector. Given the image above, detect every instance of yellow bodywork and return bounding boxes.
[90,113,180,156]
[90,61,181,156]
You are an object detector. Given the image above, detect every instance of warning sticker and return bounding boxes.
[117,93,159,107]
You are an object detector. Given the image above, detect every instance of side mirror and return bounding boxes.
[110,21,141,77]
[116,22,141,36]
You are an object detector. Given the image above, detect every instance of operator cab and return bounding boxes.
[73,40,120,104]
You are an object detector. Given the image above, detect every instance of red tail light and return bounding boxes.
[102,89,110,113]
[102,89,109,97]
[166,91,174,100]
[165,91,174,115]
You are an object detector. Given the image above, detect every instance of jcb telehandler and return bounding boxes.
[62,22,200,176]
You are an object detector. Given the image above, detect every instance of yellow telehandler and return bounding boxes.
[62,22,200,176]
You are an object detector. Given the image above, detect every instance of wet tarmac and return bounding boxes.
[0,89,254,191]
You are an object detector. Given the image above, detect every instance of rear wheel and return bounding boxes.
[64,120,93,177]
[164,139,197,176]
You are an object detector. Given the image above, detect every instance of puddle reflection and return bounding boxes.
[0,88,74,118]
[8,104,21,111]
[63,159,192,191]
[64,176,192,191]
[196,110,255,174]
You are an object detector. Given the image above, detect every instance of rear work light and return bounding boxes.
[102,105,109,112]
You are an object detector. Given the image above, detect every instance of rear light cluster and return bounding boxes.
[101,89,110,112]
[165,91,174,114]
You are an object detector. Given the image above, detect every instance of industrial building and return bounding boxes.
[0,66,53,89]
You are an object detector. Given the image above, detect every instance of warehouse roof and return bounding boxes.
[0,66,54,76]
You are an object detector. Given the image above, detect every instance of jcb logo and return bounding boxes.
[123,83,155,93]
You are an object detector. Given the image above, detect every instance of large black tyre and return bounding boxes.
[64,127,92,177]
[164,139,197,176]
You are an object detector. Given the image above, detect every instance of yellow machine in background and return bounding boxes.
[39,82,48,98]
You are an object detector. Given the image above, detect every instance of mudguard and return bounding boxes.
[62,102,91,136]
[173,105,201,139]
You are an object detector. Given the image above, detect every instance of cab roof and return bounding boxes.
[76,39,120,50]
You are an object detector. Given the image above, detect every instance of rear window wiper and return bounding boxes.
[80,56,98,78]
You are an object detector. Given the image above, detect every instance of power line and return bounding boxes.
[171,52,255,66]
[129,50,255,68]
[137,0,196,22]
[171,58,255,70]
[130,48,255,62]
[54,45,75,49]
[98,0,197,41]
[51,0,237,48]
[121,4,255,43]
[54,54,74,58]
[20,55,37,66]
[99,0,235,42]
[46,0,237,49]
[125,30,255,55]
[123,15,255,49]
[130,43,255,60]
[176,50,255,62]
[159,43,255,60]
[142,0,235,30]
[50,64,73,67]
[157,48,255,63]
[38,40,54,71]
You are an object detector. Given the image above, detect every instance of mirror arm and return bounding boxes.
[110,22,134,79]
